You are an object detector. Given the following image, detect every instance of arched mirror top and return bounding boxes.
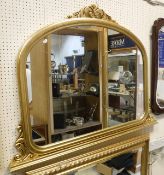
[11,5,155,172]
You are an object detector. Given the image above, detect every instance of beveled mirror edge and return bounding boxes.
[10,4,156,173]
[151,18,164,114]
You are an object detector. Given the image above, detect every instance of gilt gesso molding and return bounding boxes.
[67,4,116,22]
[26,135,149,175]
[13,124,38,162]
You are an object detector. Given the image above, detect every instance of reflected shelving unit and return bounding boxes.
[51,87,101,142]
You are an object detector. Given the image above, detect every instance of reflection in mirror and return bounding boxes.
[27,26,102,145]
[50,27,101,143]
[107,30,144,127]
[156,26,164,108]
[25,26,144,146]
[67,148,142,175]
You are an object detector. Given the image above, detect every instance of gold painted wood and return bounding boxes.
[26,135,149,175]
[101,28,109,128]
[10,117,154,173]
[67,4,115,22]
[13,124,38,162]
[10,4,156,174]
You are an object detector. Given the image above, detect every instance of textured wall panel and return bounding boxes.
[0,0,164,174]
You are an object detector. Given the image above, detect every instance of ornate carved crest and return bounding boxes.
[67,4,115,22]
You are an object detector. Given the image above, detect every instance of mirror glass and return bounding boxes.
[67,148,142,175]
[25,26,144,146]
[156,26,164,108]
[107,30,144,127]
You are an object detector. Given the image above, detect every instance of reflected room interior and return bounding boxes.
[25,26,144,146]
[107,30,144,127]
[50,27,101,143]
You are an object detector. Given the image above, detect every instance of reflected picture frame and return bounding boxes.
[151,18,164,114]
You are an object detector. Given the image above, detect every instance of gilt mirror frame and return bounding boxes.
[10,4,155,173]
[151,18,164,114]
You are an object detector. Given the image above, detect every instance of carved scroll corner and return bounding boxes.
[67,4,116,22]
[13,123,37,163]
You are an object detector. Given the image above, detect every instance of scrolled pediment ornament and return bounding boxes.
[67,4,115,22]
[13,124,38,163]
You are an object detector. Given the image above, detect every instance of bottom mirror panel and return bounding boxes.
[68,149,142,175]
